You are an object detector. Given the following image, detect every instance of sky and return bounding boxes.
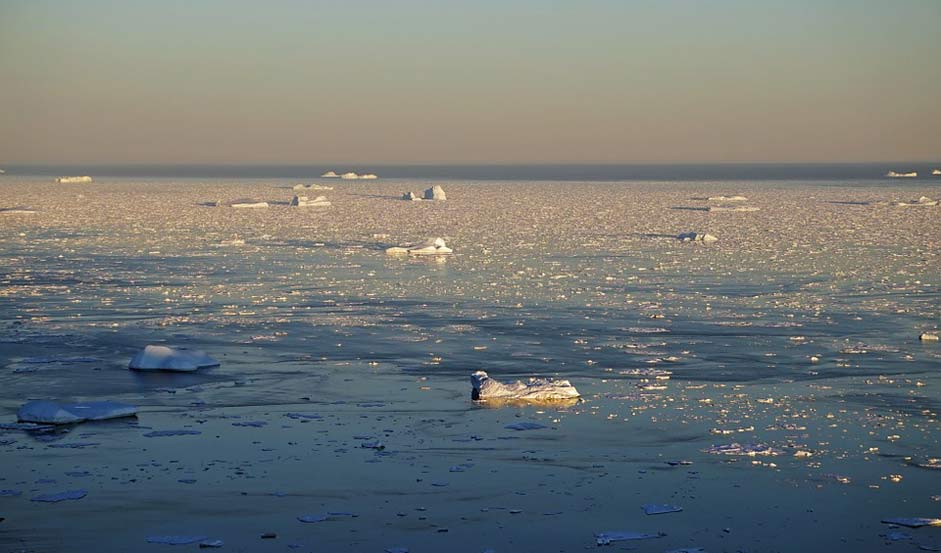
[1,0,939,165]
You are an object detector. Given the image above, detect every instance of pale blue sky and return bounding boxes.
[1,1,939,164]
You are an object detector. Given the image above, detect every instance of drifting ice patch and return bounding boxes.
[595,530,665,545]
[128,345,220,372]
[704,443,783,456]
[143,430,202,438]
[642,503,682,515]
[55,176,93,183]
[321,171,339,178]
[145,535,209,545]
[881,517,941,528]
[505,422,548,431]
[31,489,87,502]
[471,370,580,401]
[290,195,331,207]
[17,400,137,425]
[385,237,453,256]
[677,232,718,243]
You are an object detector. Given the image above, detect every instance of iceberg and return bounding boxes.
[677,232,718,242]
[54,176,93,184]
[402,191,421,201]
[290,195,331,207]
[360,173,378,179]
[321,171,340,178]
[886,171,918,178]
[471,370,580,401]
[423,185,446,200]
[293,183,334,191]
[385,237,453,256]
[17,400,137,425]
[341,172,360,180]
[933,169,941,176]
[128,345,220,372]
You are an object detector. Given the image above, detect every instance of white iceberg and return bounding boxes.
[54,176,93,184]
[341,172,360,180]
[18,400,137,425]
[402,191,421,201]
[709,205,760,212]
[321,171,340,178]
[677,232,718,242]
[360,173,378,179]
[385,237,453,256]
[290,195,331,207]
[886,171,918,178]
[424,185,446,200]
[128,345,220,372]
[218,198,268,208]
[471,370,580,401]
[933,169,941,176]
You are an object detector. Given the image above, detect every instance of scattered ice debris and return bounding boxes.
[641,503,682,515]
[881,518,941,528]
[385,237,452,256]
[293,183,333,191]
[677,232,718,243]
[595,530,665,545]
[0,206,37,215]
[423,185,446,200]
[504,422,548,431]
[31,489,87,502]
[297,514,329,523]
[895,196,938,207]
[886,171,918,178]
[145,535,209,545]
[290,195,331,207]
[55,176,93,183]
[471,370,580,401]
[704,443,783,456]
[934,169,941,175]
[129,345,220,372]
[17,400,137,425]
[707,195,747,201]
[143,430,202,438]
[920,332,940,342]
[708,205,760,212]
[321,171,339,178]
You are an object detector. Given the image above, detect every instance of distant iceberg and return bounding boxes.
[932,169,941,176]
[385,237,452,256]
[129,345,220,372]
[293,183,333,191]
[471,371,580,402]
[321,171,340,178]
[340,172,360,180]
[360,173,378,179]
[55,176,93,184]
[886,171,918,178]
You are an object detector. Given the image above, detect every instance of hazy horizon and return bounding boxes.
[2,1,940,165]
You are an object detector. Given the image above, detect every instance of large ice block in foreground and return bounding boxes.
[55,176,93,183]
[18,400,137,425]
[471,370,580,401]
[129,345,220,372]
[424,185,446,200]
[386,237,452,256]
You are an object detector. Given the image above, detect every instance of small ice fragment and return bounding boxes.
[290,195,331,207]
[55,176,93,183]
[143,430,202,438]
[385,548,409,553]
[198,540,224,548]
[707,195,747,201]
[341,172,360,179]
[231,421,266,427]
[666,549,706,553]
[402,191,421,201]
[0,490,22,497]
[145,535,209,545]
[920,333,940,342]
[505,422,547,431]
[297,514,329,523]
[361,440,385,450]
[677,232,718,243]
[31,489,87,502]
[285,413,322,420]
[641,503,682,515]
[595,530,664,545]
[472,371,579,401]
[881,518,941,528]
[60,401,138,421]
[321,171,339,178]
[129,345,220,372]
[882,531,912,541]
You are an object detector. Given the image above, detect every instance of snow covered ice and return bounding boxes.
[128,345,220,371]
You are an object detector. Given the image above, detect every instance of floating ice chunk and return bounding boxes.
[704,443,782,456]
[386,237,452,256]
[423,185,446,200]
[17,401,84,424]
[321,171,340,178]
[361,440,385,449]
[61,401,138,421]
[0,490,22,497]
[216,198,268,208]
[920,333,940,342]
[0,206,37,215]
[472,370,580,401]
[505,422,548,431]
[291,195,331,207]
[886,171,918,178]
[881,517,941,528]
[708,205,760,212]
[933,169,941,175]
[145,535,209,545]
[666,549,705,553]
[895,196,938,207]
[297,514,329,523]
[360,173,378,179]
[677,232,718,243]
[199,539,224,548]
[55,176,93,183]
[595,530,664,545]
[385,548,409,553]
[31,489,87,502]
[402,191,421,201]
[231,421,266,427]
[285,413,322,420]
[293,183,333,190]
[341,172,360,179]
[129,345,220,372]
[707,195,747,201]
[641,503,682,515]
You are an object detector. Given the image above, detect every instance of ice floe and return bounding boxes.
[895,196,938,207]
[385,237,453,256]
[0,206,37,215]
[920,332,940,342]
[321,171,339,178]
[641,503,682,515]
[215,198,269,208]
[145,535,209,545]
[709,205,760,212]
[128,345,220,372]
[886,171,918,178]
[30,489,87,502]
[707,195,748,201]
[290,195,331,207]
[881,517,941,528]
[677,232,718,242]
[54,176,93,183]
[293,183,333,191]
[17,400,137,425]
[595,530,664,545]
[471,370,580,401]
